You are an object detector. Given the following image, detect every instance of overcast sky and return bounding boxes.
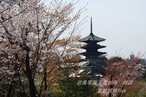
[45,0,146,58]
[75,0,146,58]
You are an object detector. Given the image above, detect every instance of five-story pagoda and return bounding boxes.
[80,18,107,76]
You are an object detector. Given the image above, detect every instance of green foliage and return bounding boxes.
[125,79,146,97]
[50,77,101,97]
[0,76,30,97]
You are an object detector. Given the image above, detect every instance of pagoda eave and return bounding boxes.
[79,33,105,42]
[80,39,105,43]
[80,52,106,56]
[81,45,106,49]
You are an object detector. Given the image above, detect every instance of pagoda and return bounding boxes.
[80,18,107,76]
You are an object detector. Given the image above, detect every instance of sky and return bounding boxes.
[44,0,146,58]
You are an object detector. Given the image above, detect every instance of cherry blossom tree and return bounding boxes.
[0,0,84,96]
[98,57,143,97]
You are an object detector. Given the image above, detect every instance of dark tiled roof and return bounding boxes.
[80,32,105,42]
[81,44,106,49]
[80,51,107,56]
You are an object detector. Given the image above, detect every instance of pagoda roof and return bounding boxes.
[80,33,105,42]
[80,51,107,56]
[81,44,106,49]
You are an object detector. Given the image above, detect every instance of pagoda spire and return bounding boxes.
[79,17,105,42]
[90,17,93,35]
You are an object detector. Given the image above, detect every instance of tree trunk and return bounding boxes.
[44,67,47,97]
[108,75,113,97]
[7,84,13,97]
[25,50,37,97]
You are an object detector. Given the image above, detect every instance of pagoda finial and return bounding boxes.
[90,17,93,35]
